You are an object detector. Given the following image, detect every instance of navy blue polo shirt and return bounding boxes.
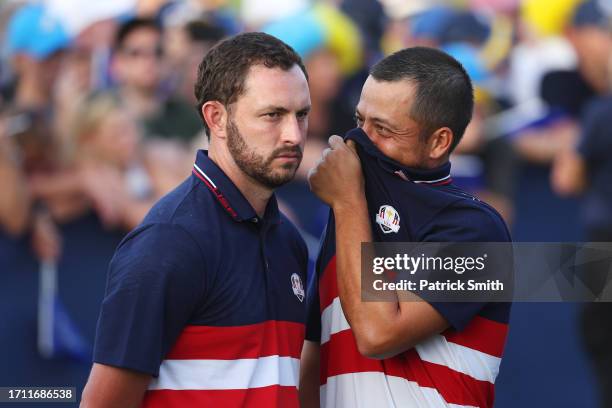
[308,128,512,408]
[93,150,308,407]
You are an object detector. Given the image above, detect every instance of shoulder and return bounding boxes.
[108,222,206,292]
[420,186,511,242]
[142,175,222,236]
[114,177,227,275]
[116,221,204,258]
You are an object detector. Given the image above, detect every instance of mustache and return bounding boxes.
[270,146,303,159]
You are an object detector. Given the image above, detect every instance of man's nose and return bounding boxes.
[281,115,305,145]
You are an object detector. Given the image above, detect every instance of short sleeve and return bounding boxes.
[93,223,205,376]
[418,206,511,331]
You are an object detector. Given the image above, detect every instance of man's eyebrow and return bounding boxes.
[257,105,312,114]
[257,106,290,114]
[355,109,397,128]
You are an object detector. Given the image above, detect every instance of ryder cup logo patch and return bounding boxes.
[376,205,401,234]
[291,273,304,302]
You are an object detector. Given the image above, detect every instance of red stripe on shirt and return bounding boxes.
[166,321,305,360]
[319,256,338,313]
[430,178,453,186]
[192,169,239,219]
[321,329,494,408]
[142,385,299,408]
[442,316,509,358]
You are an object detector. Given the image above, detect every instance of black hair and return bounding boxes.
[185,20,226,43]
[114,18,162,51]
[370,46,474,152]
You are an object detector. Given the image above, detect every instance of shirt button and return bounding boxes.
[252,217,259,223]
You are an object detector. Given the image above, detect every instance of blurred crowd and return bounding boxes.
[1,0,612,399]
[2,0,612,255]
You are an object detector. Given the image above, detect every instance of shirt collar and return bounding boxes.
[345,127,452,185]
[192,150,281,224]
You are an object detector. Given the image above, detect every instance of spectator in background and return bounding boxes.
[1,3,71,260]
[506,0,580,111]
[552,95,612,408]
[513,0,611,163]
[4,3,69,111]
[36,1,138,152]
[164,19,226,104]
[0,109,70,261]
[339,0,385,64]
[0,114,30,236]
[1,3,114,242]
[548,0,612,104]
[111,17,201,144]
[445,42,519,224]
[552,96,612,239]
[69,93,189,230]
[23,91,189,232]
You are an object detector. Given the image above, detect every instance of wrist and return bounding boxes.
[332,192,366,214]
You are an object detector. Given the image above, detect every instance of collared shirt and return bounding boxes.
[94,150,308,407]
[306,128,512,408]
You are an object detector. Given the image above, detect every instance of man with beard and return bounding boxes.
[81,32,311,408]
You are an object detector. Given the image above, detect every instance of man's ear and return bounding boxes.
[428,127,454,160]
[201,101,228,139]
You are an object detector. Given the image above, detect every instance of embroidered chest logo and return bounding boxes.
[291,273,305,302]
[376,205,401,234]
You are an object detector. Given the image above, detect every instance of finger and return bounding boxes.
[328,135,344,149]
[307,167,317,182]
[322,147,332,159]
[346,139,358,153]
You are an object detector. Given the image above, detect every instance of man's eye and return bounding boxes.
[297,111,309,120]
[376,124,390,134]
[265,112,280,118]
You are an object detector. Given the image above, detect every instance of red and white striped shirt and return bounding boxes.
[142,321,305,407]
[317,257,509,408]
[305,129,512,408]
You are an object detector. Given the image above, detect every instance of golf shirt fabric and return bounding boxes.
[93,150,308,407]
[306,128,512,408]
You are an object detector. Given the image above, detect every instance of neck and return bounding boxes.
[208,143,272,218]
[423,157,448,170]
